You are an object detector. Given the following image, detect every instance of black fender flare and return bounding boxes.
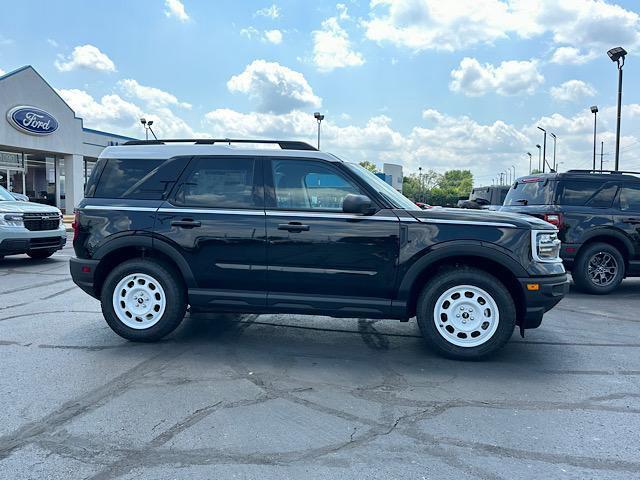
[577,227,635,259]
[396,240,528,304]
[93,233,197,288]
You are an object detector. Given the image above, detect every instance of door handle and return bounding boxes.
[623,217,640,224]
[171,219,202,228]
[278,222,310,232]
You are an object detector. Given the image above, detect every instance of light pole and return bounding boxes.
[536,144,541,172]
[314,112,325,150]
[511,165,516,182]
[418,167,423,202]
[590,106,598,170]
[550,133,557,171]
[527,152,532,174]
[537,126,547,172]
[608,47,627,171]
[600,141,605,172]
[140,118,148,140]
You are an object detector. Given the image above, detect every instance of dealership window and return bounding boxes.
[24,154,57,206]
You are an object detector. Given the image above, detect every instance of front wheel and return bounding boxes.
[101,258,187,341]
[416,268,516,360]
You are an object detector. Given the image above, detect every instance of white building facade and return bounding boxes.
[0,66,134,212]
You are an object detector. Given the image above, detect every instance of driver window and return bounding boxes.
[272,159,361,211]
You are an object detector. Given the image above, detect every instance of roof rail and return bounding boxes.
[121,138,318,150]
[566,169,640,175]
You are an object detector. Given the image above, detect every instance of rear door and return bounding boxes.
[154,156,267,306]
[615,183,640,263]
[264,158,400,314]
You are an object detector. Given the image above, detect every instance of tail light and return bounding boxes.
[72,210,79,241]
[543,213,563,229]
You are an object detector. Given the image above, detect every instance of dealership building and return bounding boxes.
[0,65,135,212]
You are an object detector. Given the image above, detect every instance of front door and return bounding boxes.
[265,158,400,314]
[154,156,267,307]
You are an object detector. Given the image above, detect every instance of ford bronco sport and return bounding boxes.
[70,139,568,360]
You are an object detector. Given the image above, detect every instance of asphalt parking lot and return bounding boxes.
[0,235,639,479]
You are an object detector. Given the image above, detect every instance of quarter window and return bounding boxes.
[175,157,261,208]
[271,159,361,210]
[619,186,640,211]
[93,158,184,199]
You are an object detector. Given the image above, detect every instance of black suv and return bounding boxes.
[458,185,510,210]
[70,139,568,360]
[502,170,640,294]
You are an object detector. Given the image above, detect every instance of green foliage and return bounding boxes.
[402,169,474,207]
[358,161,379,173]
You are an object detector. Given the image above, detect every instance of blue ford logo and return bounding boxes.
[6,106,59,136]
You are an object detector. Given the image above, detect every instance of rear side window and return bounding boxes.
[558,181,616,207]
[619,185,640,211]
[174,157,262,208]
[504,179,556,206]
[93,158,186,199]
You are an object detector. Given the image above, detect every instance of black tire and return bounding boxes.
[416,267,516,360]
[27,249,56,259]
[572,242,624,295]
[100,258,187,342]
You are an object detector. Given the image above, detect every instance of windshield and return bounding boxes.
[0,186,15,201]
[345,162,420,211]
[504,178,556,206]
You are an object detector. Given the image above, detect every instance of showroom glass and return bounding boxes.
[619,185,640,211]
[271,159,361,210]
[175,157,260,208]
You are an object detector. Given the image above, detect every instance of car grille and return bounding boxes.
[23,212,61,231]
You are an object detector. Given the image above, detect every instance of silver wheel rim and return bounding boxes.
[433,285,500,348]
[588,252,618,287]
[112,273,166,329]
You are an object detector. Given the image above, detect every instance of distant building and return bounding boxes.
[383,163,403,192]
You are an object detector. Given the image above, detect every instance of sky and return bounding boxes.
[1,0,640,185]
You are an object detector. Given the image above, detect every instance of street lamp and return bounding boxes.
[140,118,157,140]
[590,106,598,170]
[527,152,532,174]
[314,112,325,150]
[550,133,557,171]
[608,47,627,171]
[536,144,541,172]
[537,126,547,172]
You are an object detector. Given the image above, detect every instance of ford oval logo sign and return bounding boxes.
[6,106,59,136]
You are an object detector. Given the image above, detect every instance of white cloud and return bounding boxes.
[550,80,596,102]
[449,57,544,97]
[240,27,260,39]
[119,79,192,109]
[312,7,364,72]
[227,60,321,114]
[256,4,280,19]
[54,44,116,72]
[550,46,598,65]
[264,29,283,44]
[363,0,640,53]
[47,38,59,48]
[164,0,190,22]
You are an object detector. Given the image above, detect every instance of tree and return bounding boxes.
[359,161,379,173]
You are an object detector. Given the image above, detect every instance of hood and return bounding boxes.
[0,200,61,215]
[408,207,555,230]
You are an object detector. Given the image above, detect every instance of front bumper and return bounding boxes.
[69,257,100,298]
[0,229,66,256]
[517,274,569,329]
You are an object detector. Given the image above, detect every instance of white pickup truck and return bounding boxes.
[0,186,66,260]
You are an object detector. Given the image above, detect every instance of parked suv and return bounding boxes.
[458,185,510,210]
[502,170,640,294]
[70,139,568,360]
[0,185,66,260]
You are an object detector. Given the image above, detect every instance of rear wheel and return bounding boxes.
[572,242,624,294]
[27,249,56,259]
[416,268,516,360]
[101,258,187,341]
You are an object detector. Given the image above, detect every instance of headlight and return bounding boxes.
[0,213,24,227]
[532,230,561,262]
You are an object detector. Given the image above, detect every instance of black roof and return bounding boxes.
[517,170,640,183]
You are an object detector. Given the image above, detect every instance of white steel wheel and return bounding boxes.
[433,284,500,348]
[112,273,167,329]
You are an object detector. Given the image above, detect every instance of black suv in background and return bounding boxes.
[458,185,510,210]
[502,170,640,294]
[70,139,568,360]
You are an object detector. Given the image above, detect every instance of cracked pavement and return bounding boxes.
[1,235,640,479]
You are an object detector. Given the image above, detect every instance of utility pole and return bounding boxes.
[607,47,627,171]
[527,152,532,174]
[538,127,547,173]
[550,133,557,171]
[590,106,598,170]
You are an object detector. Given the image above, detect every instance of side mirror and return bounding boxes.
[343,194,373,215]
